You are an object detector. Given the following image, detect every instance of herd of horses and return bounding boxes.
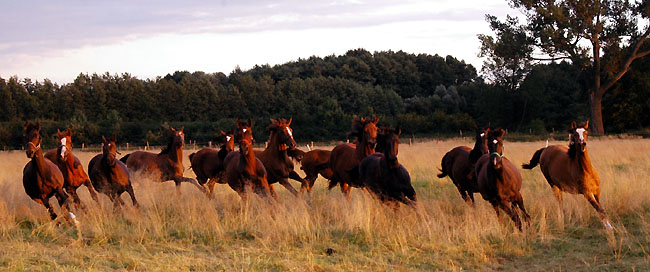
[20,118,612,231]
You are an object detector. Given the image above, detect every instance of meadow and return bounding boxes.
[0,138,649,271]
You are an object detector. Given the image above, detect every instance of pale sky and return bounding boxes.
[0,0,516,84]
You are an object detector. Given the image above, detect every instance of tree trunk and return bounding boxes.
[589,91,605,134]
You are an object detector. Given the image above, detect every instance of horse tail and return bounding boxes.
[314,162,330,172]
[120,153,131,164]
[437,152,450,178]
[522,148,545,169]
[187,152,196,171]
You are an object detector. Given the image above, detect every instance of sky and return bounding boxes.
[0,0,517,84]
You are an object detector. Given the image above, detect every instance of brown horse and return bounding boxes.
[522,121,612,229]
[223,119,272,200]
[475,128,530,231]
[359,127,416,206]
[438,127,489,203]
[254,118,307,198]
[22,122,77,222]
[298,149,333,197]
[189,129,235,196]
[120,127,206,194]
[44,128,99,209]
[88,136,139,208]
[329,116,378,197]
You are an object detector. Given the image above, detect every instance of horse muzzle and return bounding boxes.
[26,150,34,159]
[580,142,587,152]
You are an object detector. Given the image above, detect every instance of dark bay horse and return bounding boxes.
[88,136,139,208]
[522,121,612,229]
[44,128,99,209]
[475,128,530,231]
[121,127,206,194]
[22,122,77,222]
[189,129,235,196]
[329,116,378,197]
[223,119,272,200]
[359,127,416,206]
[298,149,333,196]
[438,127,489,203]
[254,118,307,198]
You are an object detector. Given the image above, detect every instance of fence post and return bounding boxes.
[82,143,85,150]
[209,141,212,148]
[126,142,129,149]
[146,141,150,150]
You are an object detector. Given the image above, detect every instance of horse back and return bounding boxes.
[301,149,331,173]
[539,145,599,194]
[329,143,360,183]
[191,148,222,182]
[22,159,64,199]
[125,151,172,180]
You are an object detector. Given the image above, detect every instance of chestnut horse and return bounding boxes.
[22,122,77,222]
[437,127,489,203]
[120,127,206,194]
[359,127,416,206]
[44,128,99,209]
[223,119,272,200]
[189,129,235,196]
[254,118,307,198]
[329,116,378,197]
[88,136,139,208]
[522,121,612,229]
[475,128,530,231]
[298,149,333,197]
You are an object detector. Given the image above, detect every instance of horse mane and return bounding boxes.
[349,116,372,140]
[158,133,174,156]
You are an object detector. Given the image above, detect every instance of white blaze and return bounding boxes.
[243,128,247,133]
[576,128,586,142]
[226,136,232,142]
[286,127,293,137]
[493,139,498,144]
[60,138,67,158]
[480,133,485,137]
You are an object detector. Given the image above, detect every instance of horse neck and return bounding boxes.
[63,150,76,169]
[469,140,485,163]
[241,149,258,175]
[32,148,48,175]
[573,149,593,172]
[264,131,286,158]
[167,145,183,162]
[355,135,374,160]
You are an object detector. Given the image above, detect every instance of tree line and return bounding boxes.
[1,48,649,150]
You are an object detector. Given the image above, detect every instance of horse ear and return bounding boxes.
[571,121,577,129]
[287,117,292,126]
[372,116,379,124]
[353,115,360,121]
[220,130,227,136]
[497,128,506,137]
[584,121,589,129]
[395,127,402,135]
[35,122,41,131]
[270,118,277,125]
[180,126,184,132]
[102,135,107,143]
[247,118,253,127]
[171,127,176,132]
[24,121,31,130]
[112,135,117,142]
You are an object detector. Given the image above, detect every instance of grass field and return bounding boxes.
[0,138,649,271]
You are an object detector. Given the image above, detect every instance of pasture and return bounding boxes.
[0,138,649,271]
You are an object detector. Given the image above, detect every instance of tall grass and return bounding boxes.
[0,138,649,270]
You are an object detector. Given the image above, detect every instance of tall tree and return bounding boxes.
[479,0,650,133]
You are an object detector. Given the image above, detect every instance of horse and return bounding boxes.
[522,121,612,229]
[120,126,206,194]
[254,118,308,199]
[298,149,333,197]
[437,127,489,203]
[189,129,235,196]
[88,136,139,208]
[223,119,272,200]
[22,122,77,223]
[329,116,378,197]
[44,128,99,210]
[359,127,416,206]
[475,128,530,231]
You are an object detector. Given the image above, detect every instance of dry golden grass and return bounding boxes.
[0,138,649,271]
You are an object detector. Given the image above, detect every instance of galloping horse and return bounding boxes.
[189,129,235,196]
[88,136,139,208]
[298,149,333,197]
[329,116,378,197]
[359,127,416,206]
[44,128,99,209]
[438,127,489,203]
[475,128,530,231]
[120,127,206,194]
[22,122,77,222]
[223,119,272,200]
[254,118,307,198]
[522,121,612,229]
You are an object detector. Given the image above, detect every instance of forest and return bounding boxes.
[1,48,649,149]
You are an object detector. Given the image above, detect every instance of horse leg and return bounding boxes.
[340,183,352,199]
[34,198,57,220]
[65,185,84,211]
[584,193,613,229]
[500,200,522,231]
[109,191,122,210]
[515,194,531,225]
[126,183,140,208]
[179,177,208,194]
[278,178,300,197]
[55,189,78,225]
[551,185,563,206]
[84,179,100,204]
[268,184,279,201]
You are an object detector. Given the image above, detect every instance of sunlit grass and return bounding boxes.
[0,138,649,270]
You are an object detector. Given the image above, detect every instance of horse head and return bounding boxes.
[56,128,73,160]
[380,126,401,167]
[235,119,254,156]
[351,115,379,152]
[24,121,42,159]
[475,126,490,155]
[170,126,185,149]
[267,117,296,151]
[488,128,506,169]
[220,129,235,152]
[568,121,589,153]
[102,135,119,167]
